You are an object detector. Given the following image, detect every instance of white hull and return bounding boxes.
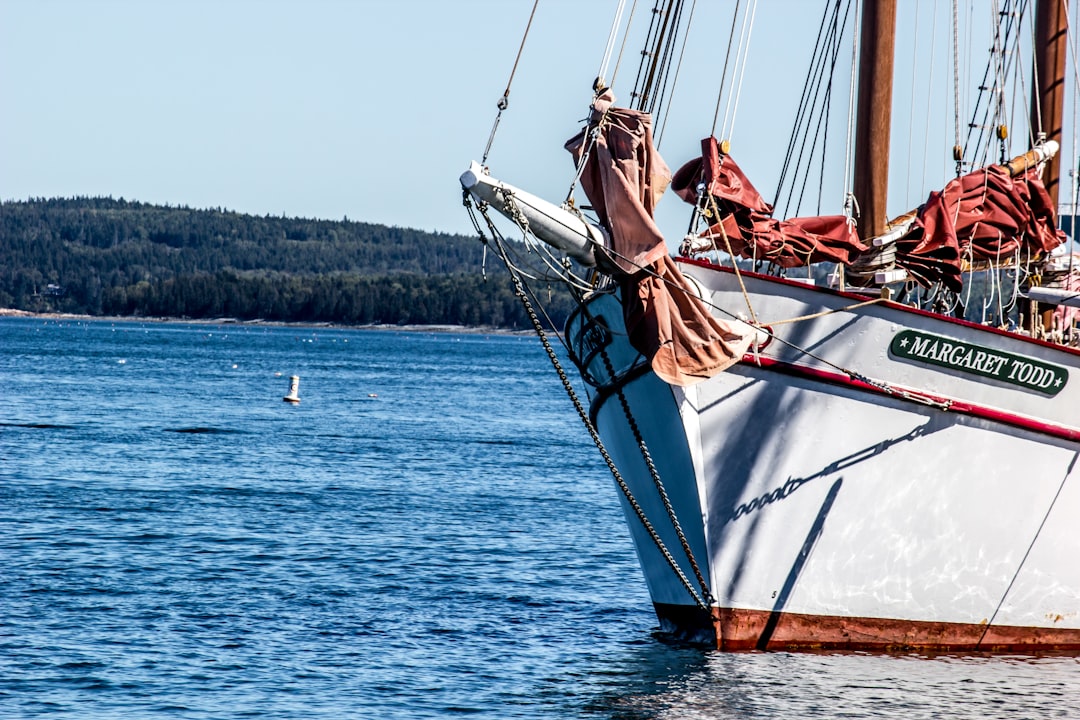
[567,260,1080,650]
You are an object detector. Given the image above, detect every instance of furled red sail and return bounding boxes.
[901,164,1067,289]
[671,137,1065,292]
[563,90,670,276]
[671,137,867,267]
[565,92,750,386]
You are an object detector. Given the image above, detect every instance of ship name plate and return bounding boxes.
[889,329,1068,396]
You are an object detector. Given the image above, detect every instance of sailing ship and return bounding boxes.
[461,0,1080,651]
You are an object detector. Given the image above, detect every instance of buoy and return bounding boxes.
[283,375,301,403]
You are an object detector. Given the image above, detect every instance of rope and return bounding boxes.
[480,0,540,165]
[907,0,923,205]
[920,0,940,192]
[721,0,759,143]
[644,0,684,116]
[610,0,640,91]
[707,194,760,324]
[711,0,743,137]
[725,0,758,145]
[774,0,848,214]
[763,296,887,327]
[657,0,698,147]
[843,0,859,216]
[597,0,628,88]
[1030,0,1044,139]
[632,0,674,112]
[953,0,963,174]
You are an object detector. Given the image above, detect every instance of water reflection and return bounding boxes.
[583,639,1080,719]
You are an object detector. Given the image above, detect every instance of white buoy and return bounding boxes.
[283,375,301,403]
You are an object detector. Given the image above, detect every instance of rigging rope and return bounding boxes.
[1069,0,1079,307]
[480,0,540,166]
[921,0,942,192]
[1010,3,1030,146]
[711,0,743,137]
[609,0,640,91]
[774,0,852,217]
[631,0,671,111]
[907,0,924,206]
[598,0,629,87]
[724,0,758,145]
[953,0,963,173]
[628,0,695,121]
[649,0,684,116]
[657,0,698,146]
[842,0,860,217]
[1028,0,1044,141]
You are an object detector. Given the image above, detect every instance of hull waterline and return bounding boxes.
[566,261,1080,652]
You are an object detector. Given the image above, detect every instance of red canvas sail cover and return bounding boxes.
[905,165,1067,289]
[565,92,750,386]
[671,137,867,267]
[672,137,1065,290]
[564,90,671,276]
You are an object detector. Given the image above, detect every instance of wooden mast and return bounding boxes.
[1032,0,1068,208]
[852,0,897,238]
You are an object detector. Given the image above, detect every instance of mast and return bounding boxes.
[852,0,897,238]
[1032,0,1068,208]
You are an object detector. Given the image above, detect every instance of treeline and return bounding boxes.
[0,197,576,328]
[101,270,569,327]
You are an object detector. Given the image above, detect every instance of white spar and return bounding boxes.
[1025,286,1080,308]
[460,161,602,266]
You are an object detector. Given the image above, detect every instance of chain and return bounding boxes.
[597,344,717,607]
[465,198,713,612]
[509,272,711,612]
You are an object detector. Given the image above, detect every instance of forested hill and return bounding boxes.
[0,197,575,328]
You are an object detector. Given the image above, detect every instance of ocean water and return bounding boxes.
[1,316,1077,719]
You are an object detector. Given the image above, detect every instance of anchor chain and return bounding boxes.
[596,343,717,608]
[507,273,717,613]
[465,197,713,612]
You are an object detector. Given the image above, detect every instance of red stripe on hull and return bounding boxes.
[655,603,1080,652]
[744,355,1080,442]
[677,257,1080,358]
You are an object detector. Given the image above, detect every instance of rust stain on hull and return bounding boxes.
[655,603,1080,653]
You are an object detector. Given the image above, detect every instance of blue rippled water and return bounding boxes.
[2,317,1078,719]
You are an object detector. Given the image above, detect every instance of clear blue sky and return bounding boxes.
[1,1,1071,241]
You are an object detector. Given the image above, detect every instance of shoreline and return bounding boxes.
[0,309,534,336]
